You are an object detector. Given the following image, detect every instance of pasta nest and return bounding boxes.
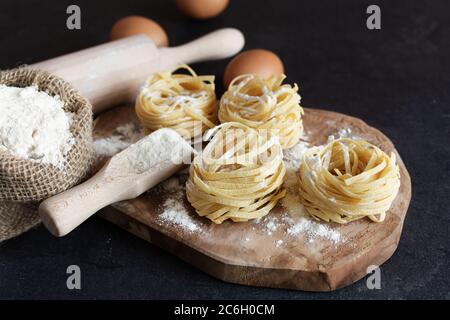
[135,65,217,139]
[186,122,286,224]
[218,74,304,149]
[298,138,401,224]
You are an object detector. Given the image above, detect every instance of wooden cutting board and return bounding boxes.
[93,105,411,292]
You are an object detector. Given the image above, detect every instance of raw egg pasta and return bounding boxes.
[218,74,304,149]
[186,122,286,224]
[297,138,401,224]
[135,65,217,139]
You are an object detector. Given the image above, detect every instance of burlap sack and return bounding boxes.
[0,202,40,242]
[0,68,94,241]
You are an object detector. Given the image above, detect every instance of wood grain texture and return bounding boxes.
[32,29,244,114]
[93,105,411,291]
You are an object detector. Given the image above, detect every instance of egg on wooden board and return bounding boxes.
[223,49,284,88]
[110,16,169,47]
[176,0,229,20]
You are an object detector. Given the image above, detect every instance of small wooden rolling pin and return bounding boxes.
[31,28,245,114]
[39,128,194,237]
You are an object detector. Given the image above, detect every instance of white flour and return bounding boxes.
[283,138,310,170]
[160,197,199,232]
[275,239,284,247]
[94,122,143,157]
[285,215,341,243]
[0,85,74,169]
[258,212,342,244]
[93,136,131,157]
[264,217,279,235]
[158,177,199,232]
[327,127,359,142]
[121,128,192,174]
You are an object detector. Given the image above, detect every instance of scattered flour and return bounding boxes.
[158,177,199,233]
[160,197,199,232]
[260,211,342,244]
[338,127,352,138]
[93,122,143,157]
[286,216,341,243]
[0,85,74,169]
[264,217,279,235]
[283,138,310,170]
[93,136,131,157]
[327,127,359,142]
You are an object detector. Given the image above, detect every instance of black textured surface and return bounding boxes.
[0,0,449,299]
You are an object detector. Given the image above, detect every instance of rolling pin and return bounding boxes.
[31,28,245,114]
[39,128,194,237]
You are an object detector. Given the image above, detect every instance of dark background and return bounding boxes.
[0,0,449,299]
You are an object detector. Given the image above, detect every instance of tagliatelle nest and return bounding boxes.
[186,122,286,224]
[297,138,401,224]
[135,65,217,139]
[219,74,304,149]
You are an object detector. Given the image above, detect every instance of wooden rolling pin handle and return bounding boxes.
[160,28,245,65]
[39,161,183,237]
[39,167,128,237]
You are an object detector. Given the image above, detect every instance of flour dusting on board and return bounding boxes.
[94,136,131,157]
[257,211,342,245]
[160,197,199,232]
[327,127,359,142]
[94,122,143,157]
[264,217,279,235]
[158,176,200,232]
[283,136,310,170]
[275,240,284,247]
[285,215,341,243]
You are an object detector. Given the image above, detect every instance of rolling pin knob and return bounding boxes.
[160,28,245,65]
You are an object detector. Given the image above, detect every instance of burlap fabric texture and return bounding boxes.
[0,68,94,241]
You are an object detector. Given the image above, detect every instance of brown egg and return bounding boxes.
[110,16,169,47]
[223,49,284,88]
[176,0,229,20]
